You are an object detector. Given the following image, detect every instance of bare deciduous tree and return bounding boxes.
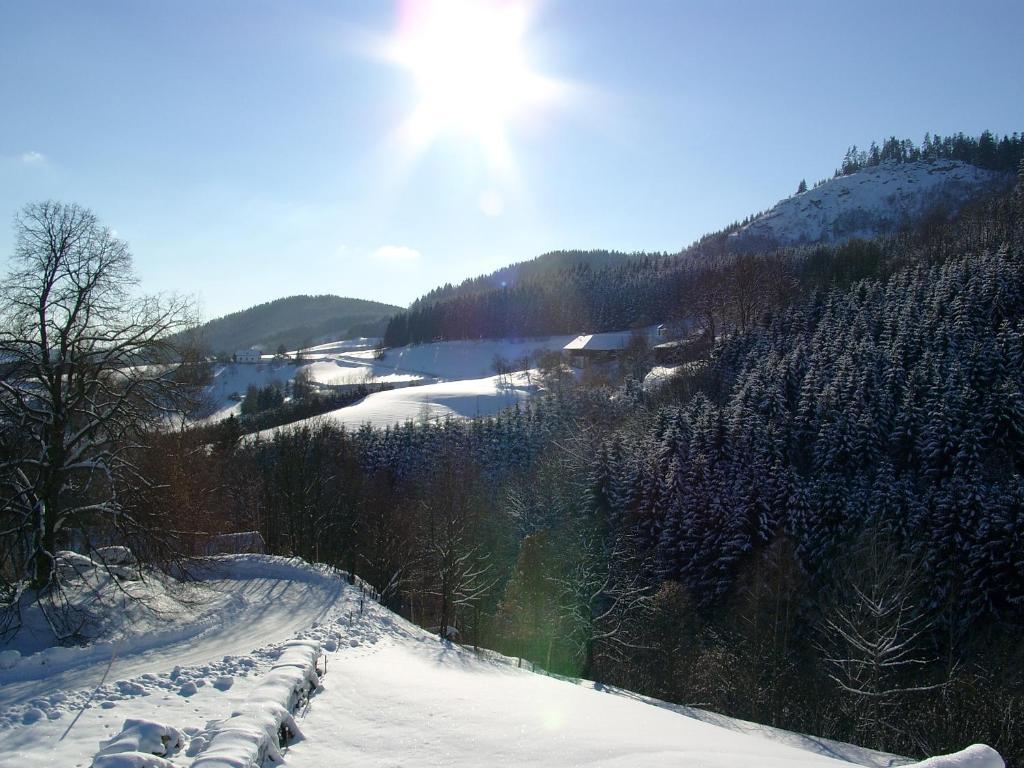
[415,461,497,640]
[491,353,514,389]
[817,533,946,748]
[0,201,196,595]
[554,533,653,679]
[533,349,572,395]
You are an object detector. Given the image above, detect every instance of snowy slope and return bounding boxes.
[289,337,379,358]
[343,335,576,381]
[260,371,536,433]
[287,636,892,768]
[199,337,573,424]
[0,555,1000,768]
[251,336,575,432]
[200,361,297,421]
[291,360,423,388]
[730,160,1007,250]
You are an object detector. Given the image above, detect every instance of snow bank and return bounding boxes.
[190,639,321,768]
[91,718,185,768]
[93,754,174,768]
[55,550,99,579]
[906,745,1003,768]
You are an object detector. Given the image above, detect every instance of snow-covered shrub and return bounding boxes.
[91,718,186,768]
[55,550,98,581]
[93,546,136,567]
[89,546,139,581]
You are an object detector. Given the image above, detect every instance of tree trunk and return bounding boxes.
[31,499,57,589]
[582,636,595,680]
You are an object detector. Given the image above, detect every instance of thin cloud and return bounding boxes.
[479,189,505,217]
[373,244,422,262]
[19,150,47,166]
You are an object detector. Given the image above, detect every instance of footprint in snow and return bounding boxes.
[213,676,234,691]
[22,708,46,724]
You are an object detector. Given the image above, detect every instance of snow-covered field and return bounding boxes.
[351,336,575,381]
[200,336,573,424]
[205,336,575,430]
[290,360,422,388]
[286,636,897,768]
[261,371,536,433]
[201,361,297,421]
[288,338,380,359]
[732,160,1007,249]
[0,555,1002,768]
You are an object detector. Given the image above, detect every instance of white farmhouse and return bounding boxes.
[563,325,667,367]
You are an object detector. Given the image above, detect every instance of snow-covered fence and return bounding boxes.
[190,639,322,768]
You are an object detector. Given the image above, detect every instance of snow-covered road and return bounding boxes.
[0,559,344,714]
[0,558,350,768]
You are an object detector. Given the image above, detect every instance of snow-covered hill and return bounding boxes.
[2,555,1002,768]
[345,335,576,381]
[203,336,574,427]
[263,337,574,431]
[259,371,536,434]
[730,160,1008,250]
[0,556,1003,768]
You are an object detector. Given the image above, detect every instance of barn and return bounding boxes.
[563,326,667,367]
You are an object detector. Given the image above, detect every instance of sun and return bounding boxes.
[384,0,560,167]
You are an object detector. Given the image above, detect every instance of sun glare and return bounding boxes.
[385,0,560,167]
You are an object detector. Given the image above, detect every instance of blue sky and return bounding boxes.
[1,0,1022,319]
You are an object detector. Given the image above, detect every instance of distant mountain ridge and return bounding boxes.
[188,294,402,354]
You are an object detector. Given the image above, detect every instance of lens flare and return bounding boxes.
[384,0,563,170]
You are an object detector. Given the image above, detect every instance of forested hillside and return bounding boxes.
[143,169,1024,764]
[411,249,640,308]
[384,133,1020,347]
[187,294,401,354]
